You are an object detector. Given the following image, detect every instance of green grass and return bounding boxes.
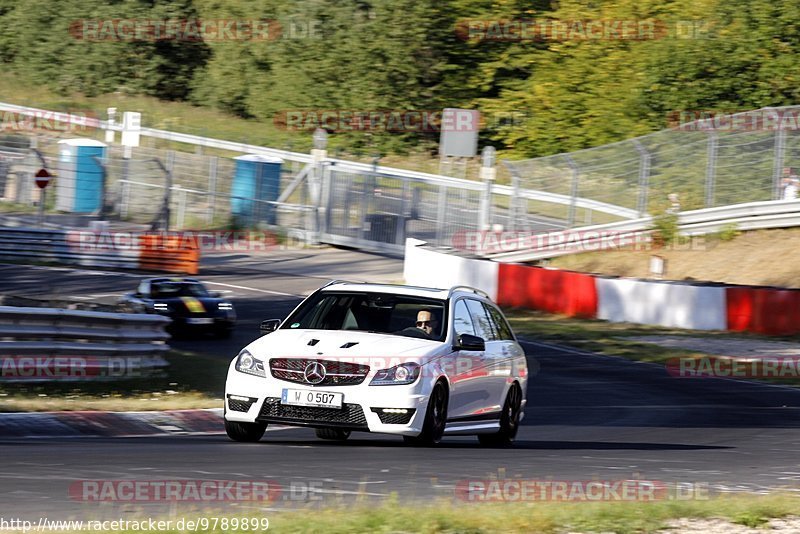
[504,308,800,368]
[0,349,227,412]
[51,494,800,533]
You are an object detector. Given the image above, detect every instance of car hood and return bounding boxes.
[245,329,442,362]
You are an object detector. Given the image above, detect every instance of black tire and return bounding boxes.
[404,381,448,446]
[225,419,267,442]
[215,326,233,339]
[478,384,522,448]
[315,428,351,441]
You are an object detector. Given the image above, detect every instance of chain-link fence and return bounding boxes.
[504,107,800,224]
[0,132,567,253]
[6,105,799,255]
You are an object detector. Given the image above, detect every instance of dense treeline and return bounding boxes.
[2,0,800,157]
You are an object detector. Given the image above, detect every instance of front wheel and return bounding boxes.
[225,420,267,442]
[315,428,351,441]
[478,384,522,447]
[404,381,448,446]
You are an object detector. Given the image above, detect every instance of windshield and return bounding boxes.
[282,291,447,342]
[151,282,210,298]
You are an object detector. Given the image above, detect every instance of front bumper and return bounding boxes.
[225,364,431,436]
[169,315,235,330]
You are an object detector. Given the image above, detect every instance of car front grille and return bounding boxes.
[257,398,368,429]
[269,358,370,386]
[371,408,416,425]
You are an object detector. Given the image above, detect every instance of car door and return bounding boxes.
[464,298,506,415]
[445,298,488,419]
[482,302,525,409]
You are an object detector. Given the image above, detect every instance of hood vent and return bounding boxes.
[340,342,359,349]
[307,339,320,346]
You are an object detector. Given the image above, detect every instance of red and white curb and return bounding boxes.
[0,408,224,438]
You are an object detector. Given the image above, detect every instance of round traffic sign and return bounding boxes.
[35,168,51,189]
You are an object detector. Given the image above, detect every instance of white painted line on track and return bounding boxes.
[202,280,303,298]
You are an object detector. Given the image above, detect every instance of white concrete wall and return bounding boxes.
[403,239,499,300]
[596,277,726,330]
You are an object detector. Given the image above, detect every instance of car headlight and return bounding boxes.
[370,363,421,386]
[235,350,265,378]
[153,302,171,313]
[218,302,234,311]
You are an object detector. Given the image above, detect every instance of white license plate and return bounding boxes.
[281,388,343,409]
[186,318,214,325]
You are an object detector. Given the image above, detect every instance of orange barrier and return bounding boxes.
[496,263,598,318]
[726,286,800,336]
[138,233,200,275]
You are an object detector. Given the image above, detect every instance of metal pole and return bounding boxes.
[177,189,186,229]
[435,184,448,246]
[38,187,45,228]
[632,140,651,215]
[564,155,579,227]
[705,132,718,208]
[207,156,217,225]
[772,123,786,200]
[91,156,108,220]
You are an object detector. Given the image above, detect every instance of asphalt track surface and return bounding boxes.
[1,251,800,520]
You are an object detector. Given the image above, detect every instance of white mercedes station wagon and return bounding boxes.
[224,282,528,446]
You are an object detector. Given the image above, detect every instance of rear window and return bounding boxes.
[151,282,209,298]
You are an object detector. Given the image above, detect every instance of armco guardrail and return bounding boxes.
[0,306,170,382]
[485,199,800,262]
[0,227,199,274]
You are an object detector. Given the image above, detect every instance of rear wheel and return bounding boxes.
[478,384,522,447]
[225,420,267,442]
[315,428,351,441]
[404,381,448,446]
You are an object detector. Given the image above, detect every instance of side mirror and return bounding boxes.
[210,292,222,298]
[454,333,485,352]
[260,319,281,334]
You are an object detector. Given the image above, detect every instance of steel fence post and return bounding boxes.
[772,122,786,200]
[705,132,718,208]
[435,185,448,246]
[632,140,651,215]
[208,156,217,225]
[564,155,579,227]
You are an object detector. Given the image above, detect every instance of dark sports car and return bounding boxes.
[120,278,236,338]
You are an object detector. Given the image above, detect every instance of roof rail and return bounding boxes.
[448,285,490,299]
[321,279,351,288]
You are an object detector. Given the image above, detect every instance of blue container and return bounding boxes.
[231,155,283,225]
[56,139,107,213]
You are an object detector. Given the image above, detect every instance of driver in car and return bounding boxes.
[399,309,440,339]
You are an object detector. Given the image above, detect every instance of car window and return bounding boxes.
[151,282,210,298]
[282,292,447,341]
[465,299,495,341]
[453,299,475,337]
[484,303,514,340]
